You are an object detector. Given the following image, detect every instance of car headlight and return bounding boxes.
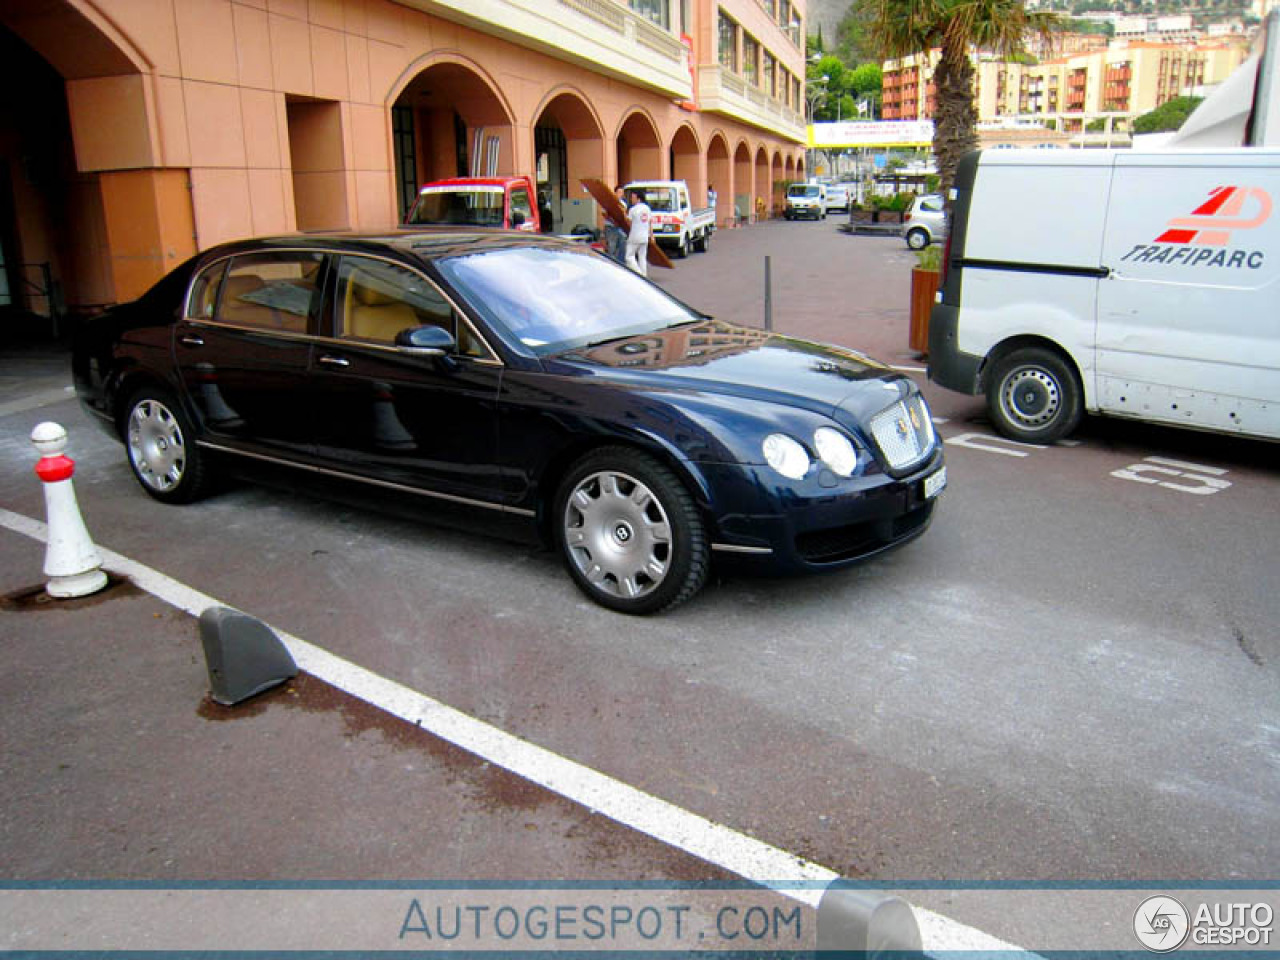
[762,433,810,480]
[814,426,858,477]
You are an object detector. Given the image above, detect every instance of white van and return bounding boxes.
[929,147,1280,443]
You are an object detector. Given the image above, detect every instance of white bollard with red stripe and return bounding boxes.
[31,421,108,598]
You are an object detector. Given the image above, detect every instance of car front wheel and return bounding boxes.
[986,347,1083,444]
[906,227,929,250]
[556,447,709,615]
[123,388,212,503]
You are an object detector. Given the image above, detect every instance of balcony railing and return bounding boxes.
[697,64,805,141]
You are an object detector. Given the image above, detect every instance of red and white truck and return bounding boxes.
[623,180,715,258]
[404,176,541,232]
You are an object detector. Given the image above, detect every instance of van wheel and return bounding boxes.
[986,348,1083,444]
[697,231,710,253]
[906,228,929,250]
[675,236,690,258]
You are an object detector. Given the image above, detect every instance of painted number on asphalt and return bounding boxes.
[1110,456,1232,496]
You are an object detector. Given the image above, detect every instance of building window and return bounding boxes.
[763,51,776,97]
[718,11,739,72]
[630,0,669,29]
[392,105,418,221]
[743,34,759,86]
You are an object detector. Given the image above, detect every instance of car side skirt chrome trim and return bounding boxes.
[710,543,773,555]
[197,441,536,518]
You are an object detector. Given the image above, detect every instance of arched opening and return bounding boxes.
[706,134,730,227]
[732,141,752,225]
[390,60,515,222]
[616,111,661,186]
[771,151,784,216]
[754,146,770,220]
[533,90,604,235]
[669,124,700,200]
[0,3,153,323]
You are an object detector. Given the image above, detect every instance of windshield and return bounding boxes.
[788,185,820,198]
[437,246,700,356]
[407,187,506,227]
[641,188,678,212]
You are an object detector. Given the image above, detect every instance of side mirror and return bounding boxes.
[395,325,457,357]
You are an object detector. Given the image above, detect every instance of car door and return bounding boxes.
[308,253,506,508]
[175,250,325,460]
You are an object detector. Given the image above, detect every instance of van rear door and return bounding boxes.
[1096,150,1280,437]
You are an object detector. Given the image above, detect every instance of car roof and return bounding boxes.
[196,230,577,266]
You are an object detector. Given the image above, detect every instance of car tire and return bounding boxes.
[906,227,929,250]
[697,231,710,253]
[985,347,1083,444]
[675,235,690,259]
[555,447,709,615]
[123,387,213,504]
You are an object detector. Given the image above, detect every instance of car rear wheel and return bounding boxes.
[906,227,929,250]
[124,388,213,504]
[986,347,1083,444]
[556,447,708,615]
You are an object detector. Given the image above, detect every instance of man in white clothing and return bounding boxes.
[625,189,651,277]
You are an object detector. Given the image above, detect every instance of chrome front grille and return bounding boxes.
[869,393,936,470]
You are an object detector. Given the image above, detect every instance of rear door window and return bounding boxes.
[215,252,325,334]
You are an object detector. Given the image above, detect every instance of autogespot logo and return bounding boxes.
[1135,896,1191,953]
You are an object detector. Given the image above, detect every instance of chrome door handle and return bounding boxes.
[179,335,205,347]
[317,354,350,369]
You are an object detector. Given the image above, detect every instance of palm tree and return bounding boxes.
[862,0,1060,198]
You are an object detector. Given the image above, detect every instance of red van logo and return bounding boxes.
[1155,186,1272,246]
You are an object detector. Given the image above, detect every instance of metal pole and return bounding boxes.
[764,255,772,332]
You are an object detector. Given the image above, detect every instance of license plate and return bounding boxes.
[923,466,947,499]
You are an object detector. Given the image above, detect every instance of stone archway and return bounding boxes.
[0,1,185,308]
[706,133,730,227]
[616,110,661,186]
[754,146,770,220]
[533,89,604,235]
[390,58,516,221]
[669,123,700,200]
[732,141,752,224]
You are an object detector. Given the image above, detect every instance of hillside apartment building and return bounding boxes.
[0,0,809,325]
[882,23,1250,145]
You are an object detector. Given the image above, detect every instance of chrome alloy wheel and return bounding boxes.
[998,366,1061,430]
[562,470,673,601]
[128,398,187,493]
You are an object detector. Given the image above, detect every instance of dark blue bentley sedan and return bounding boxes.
[73,231,945,614]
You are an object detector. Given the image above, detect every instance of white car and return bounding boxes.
[904,193,947,250]
[825,184,850,212]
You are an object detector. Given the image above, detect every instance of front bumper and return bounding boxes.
[699,448,945,575]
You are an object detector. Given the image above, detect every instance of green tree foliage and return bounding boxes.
[1133,96,1203,133]
[859,0,1060,198]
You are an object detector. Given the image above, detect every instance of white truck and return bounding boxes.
[929,12,1280,444]
[625,180,715,258]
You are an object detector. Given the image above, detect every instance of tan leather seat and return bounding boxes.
[220,274,277,327]
[347,283,419,342]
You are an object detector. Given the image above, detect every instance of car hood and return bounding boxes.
[544,321,906,418]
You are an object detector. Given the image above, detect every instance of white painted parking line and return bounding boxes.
[0,505,1024,954]
[946,432,1045,457]
[0,385,75,419]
